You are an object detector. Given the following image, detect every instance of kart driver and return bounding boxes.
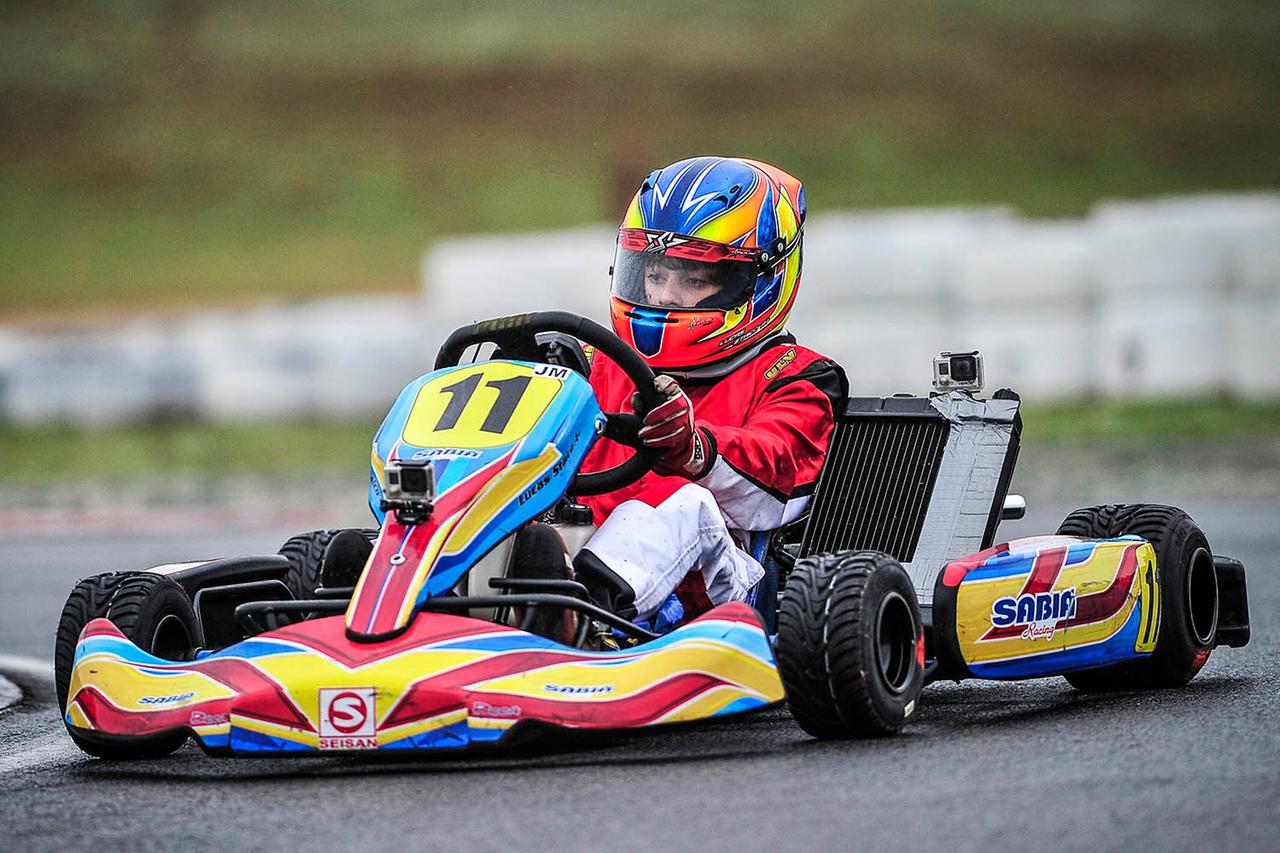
[560,156,847,632]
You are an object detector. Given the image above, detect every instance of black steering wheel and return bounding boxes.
[434,311,663,496]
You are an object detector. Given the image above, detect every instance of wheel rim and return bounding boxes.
[1185,546,1218,647]
[875,592,916,694]
[150,614,194,660]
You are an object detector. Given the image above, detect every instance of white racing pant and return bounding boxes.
[583,483,765,620]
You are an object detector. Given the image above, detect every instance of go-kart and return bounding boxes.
[55,311,1252,758]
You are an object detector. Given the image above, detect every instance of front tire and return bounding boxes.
[55,573,201,759]
[776,550,924,738]
[1058,503,1217,691]
[54,573,129,716]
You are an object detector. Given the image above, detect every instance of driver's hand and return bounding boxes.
[636,375,712,479]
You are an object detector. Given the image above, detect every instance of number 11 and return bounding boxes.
[434,374,532,434]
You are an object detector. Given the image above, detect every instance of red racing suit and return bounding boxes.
[577,335,846,619]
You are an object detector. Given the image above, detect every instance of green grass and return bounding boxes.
[3,398,1276,483]
[1020,397,1280,444]
[0,420,374,482]
[2,1,1278,316]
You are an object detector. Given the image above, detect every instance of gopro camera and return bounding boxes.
[933,351,984,394]
[381,460,436,523]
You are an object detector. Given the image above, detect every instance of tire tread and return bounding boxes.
[776,550,921,738]
[1058,503,1212,691]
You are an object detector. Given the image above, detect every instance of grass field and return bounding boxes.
[3,398,1276,483]
[2,1,1278,317]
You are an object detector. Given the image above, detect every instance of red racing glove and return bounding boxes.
[636,374,713,479]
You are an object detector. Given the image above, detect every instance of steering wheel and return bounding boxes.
[434,311,664,496]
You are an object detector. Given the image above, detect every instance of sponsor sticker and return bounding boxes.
[990,588,1077,641]
[189,710,229,726]
[717,320,767,350]
[318,687,377,750]
[410,447,482,461]
[644,231,689,253]
[764,347,797,379]
[139,692,195,705]
[542,683,614,695]
[471,700,522,719]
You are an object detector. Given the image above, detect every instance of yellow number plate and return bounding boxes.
[402,362,563,450]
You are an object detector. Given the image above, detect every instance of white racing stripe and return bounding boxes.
[0,675,19,711]
[0,653,83,772]
[0,732,81,774]
[0,653,54,681]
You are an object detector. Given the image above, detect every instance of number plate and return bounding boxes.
[401,362,564,449]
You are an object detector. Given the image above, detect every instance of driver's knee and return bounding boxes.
[573,549,639,621]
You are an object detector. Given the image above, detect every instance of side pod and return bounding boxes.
[930,536,1160,681]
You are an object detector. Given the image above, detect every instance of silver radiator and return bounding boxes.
[800,391,1020,609]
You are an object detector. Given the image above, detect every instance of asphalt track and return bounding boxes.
[1,500,1276,852]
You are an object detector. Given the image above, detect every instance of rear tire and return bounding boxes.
[776,550,923,738]
[1057,504,1217,691]
[278,529,374,622]
[506,523,576,645]
[106,574,204,660]
[55,573,201,759]
[278,529,336,604]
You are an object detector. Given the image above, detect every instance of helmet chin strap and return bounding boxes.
[658,330,792,382]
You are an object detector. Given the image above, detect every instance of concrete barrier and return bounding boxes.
[0,296,431,425]
[420,195,1279,401]
[0,194,1276,425]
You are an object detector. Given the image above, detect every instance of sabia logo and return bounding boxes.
[139,692,195,705]
[990,589,1077,637]
[543,683,613,695]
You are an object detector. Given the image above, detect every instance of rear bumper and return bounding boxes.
[1213,555,1250,648]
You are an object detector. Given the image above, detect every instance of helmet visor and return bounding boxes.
[612,244,758,311]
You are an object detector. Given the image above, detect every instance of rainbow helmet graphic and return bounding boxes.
[610,156,806,375]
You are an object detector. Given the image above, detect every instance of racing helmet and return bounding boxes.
[610,156,806,376]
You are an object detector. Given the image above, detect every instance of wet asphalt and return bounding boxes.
[0,499,1276,852]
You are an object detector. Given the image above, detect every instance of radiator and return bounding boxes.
[799,392,1020,609]
[800,401,948,562]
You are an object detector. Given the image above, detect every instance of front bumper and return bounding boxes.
[65,603,782,756]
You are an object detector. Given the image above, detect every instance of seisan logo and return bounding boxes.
[318,687,376,749]
[411,447,481,461]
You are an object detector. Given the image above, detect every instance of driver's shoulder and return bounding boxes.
[743,339,847,406]
[747,338,840,383]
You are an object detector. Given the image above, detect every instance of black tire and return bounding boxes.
[318,529,376,589]
[106,574,204,659]
[1057,504,1217,691]
[54,572,131,716]
[278,528,375,623]
[776,550,924,738]
[55,573,201,759]
[507,523,576,644]
[278,529,336,603]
